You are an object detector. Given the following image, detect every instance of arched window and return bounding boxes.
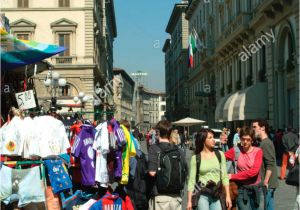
[59,83,78,97]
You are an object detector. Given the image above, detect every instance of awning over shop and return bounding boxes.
[232,82,268,121]
[223,92,239,121]
[215,95,230,122]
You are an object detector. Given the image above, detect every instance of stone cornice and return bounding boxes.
[10,18,36,27]
[166,3,188,34]
[185,0,200,20]
[1,7,93,12]
[162,39,171,52]
[53,64,96,69]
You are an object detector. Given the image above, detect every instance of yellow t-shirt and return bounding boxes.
[120,124,136,184]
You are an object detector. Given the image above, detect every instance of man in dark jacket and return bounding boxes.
[280,126,299,180]
[252,120,278,210]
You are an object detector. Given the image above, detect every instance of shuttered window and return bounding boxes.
[59,0,70,7]
[18,0,28,8]
[58,34,70,56]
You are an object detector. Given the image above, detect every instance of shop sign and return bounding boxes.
[15,90,36,110]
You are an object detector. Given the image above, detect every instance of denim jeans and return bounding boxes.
[265,188,275,210]
[237,187,264,210]
[197,194,222,210]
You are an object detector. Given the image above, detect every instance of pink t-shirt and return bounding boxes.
[225,146,263,186]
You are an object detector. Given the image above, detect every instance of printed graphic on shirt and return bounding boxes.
[103,204,122,210]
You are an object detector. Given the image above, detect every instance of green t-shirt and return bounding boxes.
[187,152,229,192]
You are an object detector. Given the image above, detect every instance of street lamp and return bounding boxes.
[43,70,66,111]
[73,92,89,111]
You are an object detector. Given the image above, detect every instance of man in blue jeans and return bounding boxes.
[252,120,279,210]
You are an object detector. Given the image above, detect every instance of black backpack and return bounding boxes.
[156,144,187,194]
[126,152,149,210]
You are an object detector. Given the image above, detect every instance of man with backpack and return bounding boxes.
[148,120,187,210]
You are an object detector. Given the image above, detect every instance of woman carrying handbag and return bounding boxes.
[186,128,232,210]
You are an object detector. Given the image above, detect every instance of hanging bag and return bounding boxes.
[286,163,299,186]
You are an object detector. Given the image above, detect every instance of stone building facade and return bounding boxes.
[163,1,189,122]
[166,0,299,130]
[113,68,135,126]
[2,0,117,120]
[136,86,166,132]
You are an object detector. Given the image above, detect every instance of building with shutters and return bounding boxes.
[166,0,299,130]
[163,1,189,122]
[2,0,117,120]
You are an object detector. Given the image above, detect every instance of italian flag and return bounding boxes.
[188,33,196,68]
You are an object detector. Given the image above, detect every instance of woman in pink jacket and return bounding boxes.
[225,126,264,210]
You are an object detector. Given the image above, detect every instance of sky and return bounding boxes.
[114,0,180,92]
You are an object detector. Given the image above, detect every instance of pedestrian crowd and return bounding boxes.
[139,119,299,210]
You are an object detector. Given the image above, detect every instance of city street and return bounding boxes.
[140,140,297,210]
[1,1,299,210]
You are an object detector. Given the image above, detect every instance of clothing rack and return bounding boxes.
[2,160,46,179]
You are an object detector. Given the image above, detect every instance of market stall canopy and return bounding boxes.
[1,31,65,71]
[6,60,53,77]
[172,117,206,126]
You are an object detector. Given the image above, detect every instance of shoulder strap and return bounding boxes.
[195,154,201,183]
[214,149,222,183]
[214,149,222,164]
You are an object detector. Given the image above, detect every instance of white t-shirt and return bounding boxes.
[34,116,70,158]
[22,117,40,158]
[93,122,109,186]
[0,116,24,156]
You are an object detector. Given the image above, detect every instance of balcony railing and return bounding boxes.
[217,12,252,50]
[54,56,76,64]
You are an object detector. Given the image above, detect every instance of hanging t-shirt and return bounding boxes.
[22,117,40,158]
[89,192,133,210]
[120,125,136,185]
[44,159,73,194]
[93,122,109,187]
[0,116,24,156]
[115,149,123,179]
[111,119,126,146]
[34,116,70,158]
[68,122,82,167]
[72,124,96,186]
[107,123,117,150]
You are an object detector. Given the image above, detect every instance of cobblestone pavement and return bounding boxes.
[140,140,298,210]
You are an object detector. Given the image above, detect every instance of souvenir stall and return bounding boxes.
[0,108,147,210]
[1,16,148,210]
[0,17,65,122]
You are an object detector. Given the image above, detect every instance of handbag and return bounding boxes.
[286,163,299,186]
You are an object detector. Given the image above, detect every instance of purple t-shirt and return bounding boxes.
[72,124,95,186]
[114,149,122,178]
